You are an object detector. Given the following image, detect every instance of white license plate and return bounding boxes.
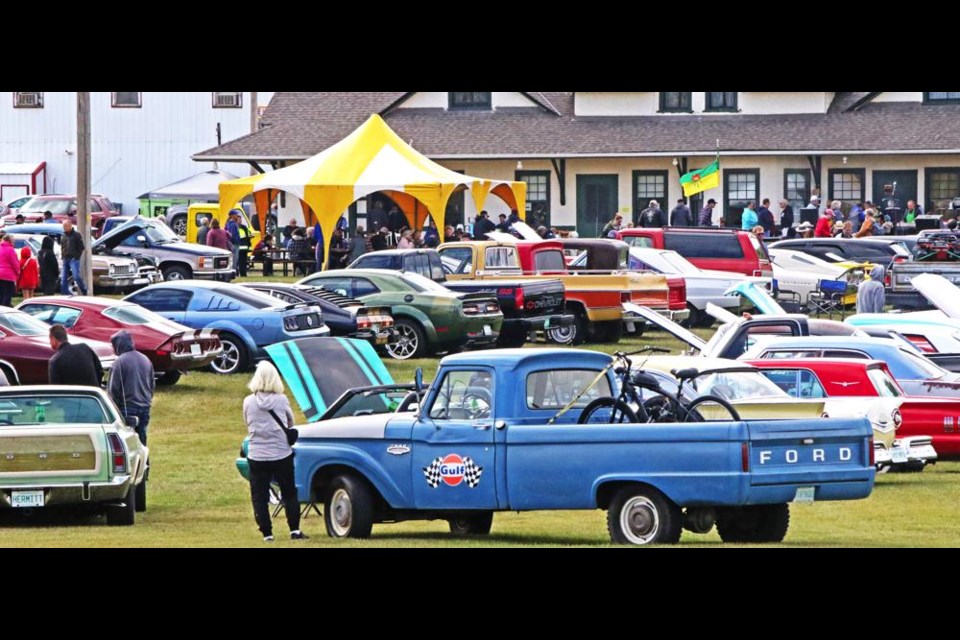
[11,490,44,508]
[891,448,909,464]
[483,325,492,336]
[190,343,201,356]
[793,486,815,503]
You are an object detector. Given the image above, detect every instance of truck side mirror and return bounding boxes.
[415,367,423,394]
[136,235,147,244]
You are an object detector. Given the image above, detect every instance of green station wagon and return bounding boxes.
[299,269,503,360]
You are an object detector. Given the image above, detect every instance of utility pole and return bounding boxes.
[250,91,258,133]
[76,91,93,291]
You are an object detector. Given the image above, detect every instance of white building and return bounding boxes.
[194,92,960,234]
[0,91,274,212]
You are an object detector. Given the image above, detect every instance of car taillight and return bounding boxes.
[894,256,907,263]
[357,315,371,329]
[753,269,763,277]
[669,284,685,305]
[905,335,937,353]
[514,287,524,311]
[884,273,891,287]
[741,442,750,472]
[869,438,875,466]
[283,316,298,330]
[893,409,903,430]
[107,433,127,474]
[462,303,479,315]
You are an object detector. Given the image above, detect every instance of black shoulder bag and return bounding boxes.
[268,409,299,446]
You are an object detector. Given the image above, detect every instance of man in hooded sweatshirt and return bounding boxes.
[108,329,155,445]
[856,265,886,314]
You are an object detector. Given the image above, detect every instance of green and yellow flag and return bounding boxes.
[680,159,720,197]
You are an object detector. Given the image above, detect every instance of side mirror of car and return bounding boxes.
[125,415,139,429]
[136,235,147,244]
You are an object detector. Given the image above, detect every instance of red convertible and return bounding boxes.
[0,308,115,384]
[749,358,948,466]
[16,296,222,385]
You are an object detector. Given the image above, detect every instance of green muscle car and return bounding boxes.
[298,269,503,360]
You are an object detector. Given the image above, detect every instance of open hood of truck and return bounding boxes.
[911,273,960,319]
[265,337,394,422]
[724,281,787,315]
[622,302,707,352]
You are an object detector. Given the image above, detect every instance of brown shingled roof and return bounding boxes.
[194,92,960,161]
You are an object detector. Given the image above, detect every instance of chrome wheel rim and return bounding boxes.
[173,218,186,237]
[330,488,352,537]
[165,270,186,281]
[547,324,575,344]
[211,341,240,374]
[620,496,660,545]
[385,325,418,360]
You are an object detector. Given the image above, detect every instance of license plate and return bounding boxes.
[483,325,492,336]
[375,336,388,345]
[190,343,201,356]
[11,490,44,508]
[793,486,815,503]
[891,448,909,464]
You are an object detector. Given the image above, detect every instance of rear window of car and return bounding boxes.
[352,254,397,270]
[212,286,280,310]
[526,369,612,410]
[664,232,744,259]
[533,249,566,271]
[102,304,160,325]
[867,368,902,397]
[622,236,654,248]
[0,395,110,425]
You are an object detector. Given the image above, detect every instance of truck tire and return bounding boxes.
[324,475,375,539]
[607,485,681,545]
[547,311,585,346]
[384,319,426,360]
[162,265,191,281]
[171,215,187,238]
[592,319,623,344]
[208,333,248,375]
[106,484,136,526]
[448,512,493,535]
[716,504,790,543]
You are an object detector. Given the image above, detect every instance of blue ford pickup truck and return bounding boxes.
[237,338,875,545]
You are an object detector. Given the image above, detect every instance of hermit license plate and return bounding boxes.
[891,448,909,464]
[190,343,201,356]
[793,486,815,503]
[11,490,44,508]
[483,325,492,336]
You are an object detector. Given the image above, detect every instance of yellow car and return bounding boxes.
[185,203,262,247]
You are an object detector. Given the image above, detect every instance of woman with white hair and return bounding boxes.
[243,361,308,542]
[397,228,415,249]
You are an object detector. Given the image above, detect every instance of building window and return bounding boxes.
[926,168,960,216]
[111,92,141,108]
[924,92,960,104]
[724,169,759,228]
[516,170,551,228]
[659,92,692,113]
[632,170,668,225]
[448,92,491,110]
[828,169,865,206]
[705,92,738,112]
[213,92,242,108]
[783,169,811,215]
[13,92,43,108]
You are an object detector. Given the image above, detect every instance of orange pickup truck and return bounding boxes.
[439,239,685,345]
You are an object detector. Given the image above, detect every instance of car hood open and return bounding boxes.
[911,273,960,319]
[265,337,394,422]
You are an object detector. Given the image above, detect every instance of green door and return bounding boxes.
[872,170,918,222]
[577,175,618,238]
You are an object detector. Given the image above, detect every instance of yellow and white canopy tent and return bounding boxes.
[218,114,526,264]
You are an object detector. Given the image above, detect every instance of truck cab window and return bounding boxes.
[429,369,493,420]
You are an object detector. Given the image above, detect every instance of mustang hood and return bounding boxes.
[265,337,394,422]
[912,273,960,319]
[724,281,787,315]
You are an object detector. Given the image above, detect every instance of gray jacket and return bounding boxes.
[243,392,295,461]
[108,330,155,410]
[856,265,886,314]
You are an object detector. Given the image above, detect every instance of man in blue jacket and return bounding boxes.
[757,198,775,237]
[225,210,242,277]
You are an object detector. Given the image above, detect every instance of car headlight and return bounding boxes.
[892,409,903,429]
[108,264,117,275]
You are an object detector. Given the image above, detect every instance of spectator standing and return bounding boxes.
[600,213,623,238]
[778,199,795,238]
[38,236,59,296]
[370,227,389,251]
[796,221,815,238]
[0,235,19,306]
[740,202,758,231]
[757,198,775,237]
[327,228,349,270]
[347,227,370,264]
[237,216,252,277]
[495,213,509,232]
[422,220,440,248]
[368,201,388,232]
[17,245,38,300]
[225,210,242,277]
[243,361,308,542]
[196,217,210,245]
[473,210,497,240]
[206,219,233,251]
[507,209,521,227]
[904,200,922,223]
[849,202,865,234]
[669,198,692,226]
[698,199,717,226]
[108,329,154,445]
[857,265,886,313]
[48,324,102,386]
[814,209,835,237]
[638,200,664,228]
[854,209,878,237]
[60,220,87,295]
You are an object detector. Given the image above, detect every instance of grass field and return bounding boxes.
[1,317,957,548]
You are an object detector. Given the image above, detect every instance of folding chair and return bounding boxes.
[774,289,803,314]
[271,484,323,519]
[806,279,849,320]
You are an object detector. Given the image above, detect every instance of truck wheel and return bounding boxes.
[716,504,790,543]
[496,328,528,348]
[162,265,191,281]
[324,475,375,539]
[592,320,623,344]
[135,478,147,513]
[208,334,248,375]
[384,319,426,360]
[448,512,493,535]
[156,370,182,386]
[172,215,187,238]
[106,484,136,526]
[547,311,585,346]
[607,485,681,545]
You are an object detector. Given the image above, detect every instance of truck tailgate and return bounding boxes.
[747,417,874,501]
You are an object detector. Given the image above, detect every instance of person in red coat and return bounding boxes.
[814,209,835,238]
[18,245,39,299]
